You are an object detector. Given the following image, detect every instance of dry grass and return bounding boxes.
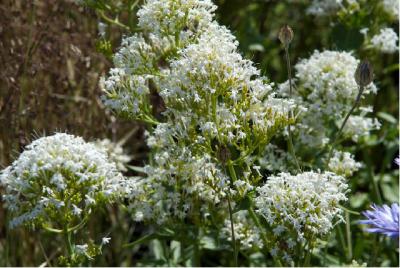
[0,0,146,167]
[0,1,146,265]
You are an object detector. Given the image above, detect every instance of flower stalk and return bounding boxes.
[280,25,301,172]
[327,60,373,165]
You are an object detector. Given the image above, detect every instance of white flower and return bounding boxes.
[370,28,399,54]
[270,247,279,257]
[93,138,131,172]
[222,210,263,250]
[102,237,111,245]
[98,22,107,38]
[341,115,381,141]
[382,0,399,18]
[360,28,369,36]
[306,0,343,16]
[75,244,89,255]
[328,150,362,177]
[72,204,82,216]
[0,133,125,228]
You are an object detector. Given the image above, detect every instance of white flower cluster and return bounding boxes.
[255,171,348,263]
[259,144,293,172]
[0,133,125,228]
[128,133,230,223]
[370,28,399,54]
[382,0,399,18]
[342,114,381,141]
[306,0,360,16]
[137,0,216,42]
[103,0,292,224]
[328,150,362,177]
[92,138,131,172]
[279,50,379,148]
[101,0,217,119]
[306,0,343,16]
[221,210,263,250]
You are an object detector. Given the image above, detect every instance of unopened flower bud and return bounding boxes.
[279,25,294,47]
[217,145,231,164]
[355,60,373,87]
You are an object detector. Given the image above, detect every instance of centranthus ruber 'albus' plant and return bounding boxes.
[100,0,350,266]
[0,133,125,265]
[103,0,294,229]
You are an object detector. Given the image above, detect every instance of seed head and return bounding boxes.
[355,60,373,87]
[279,25,294,47]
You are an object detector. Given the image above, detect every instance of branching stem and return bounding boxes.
[63,226,73,258]
[326,86,363,165]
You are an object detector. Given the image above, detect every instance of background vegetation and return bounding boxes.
[0,0,398,266]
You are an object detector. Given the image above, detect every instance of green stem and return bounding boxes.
[227,161,238,182]
[336,226,347,260]
[248,207,283,267]
[226,160,238,266]
[345,211,352,261]
[248,208,268,245]
[302,242,311,267]
[98,10,130,31]
[227,192,238,267]
[63,226,73,258]
[326,87,363,165]
[284,46,301,172]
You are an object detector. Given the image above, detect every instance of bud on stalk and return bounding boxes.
[355,60,374,88]
[279,25,294,47]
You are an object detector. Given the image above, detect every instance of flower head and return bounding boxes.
[0,133,125,229]
[370,28,399,54]
[255,171,348,263]
[359,203,399,238]
[92,138,131,172]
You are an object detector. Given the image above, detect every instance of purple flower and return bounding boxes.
[359,203,399,238]
[394,156,400,167]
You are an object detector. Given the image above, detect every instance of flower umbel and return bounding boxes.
[0,133,125,229]
[359,203,399,238]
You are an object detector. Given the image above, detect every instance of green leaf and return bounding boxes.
[170,241,181,264]
[248,43,265,52]
[200,236,218,250]
[123,233,156,248]
[127,165,145,173]
[233,196,251,213]
[381,182,399,203]
[151,239,166,262]
[349,193,369,208]
[377,112,397,124]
